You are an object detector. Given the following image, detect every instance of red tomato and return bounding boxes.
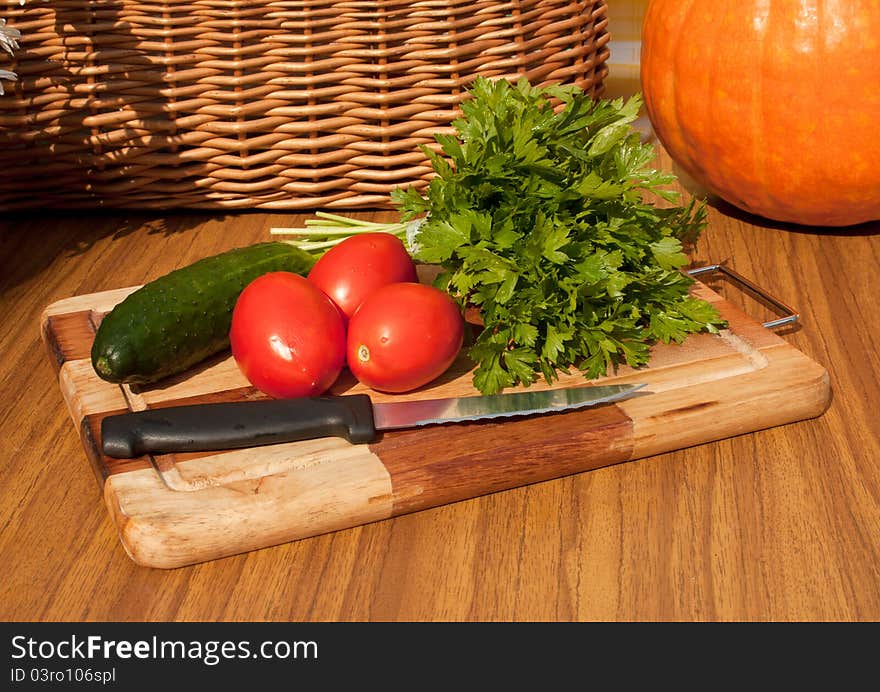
[230,272,346,399]
[347,282,464,393]
[307,232,418,322]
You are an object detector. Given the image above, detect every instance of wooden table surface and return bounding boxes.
[2,151,878,623]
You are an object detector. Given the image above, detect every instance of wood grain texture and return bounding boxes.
[1,148,878,621]
[105,443,395,570]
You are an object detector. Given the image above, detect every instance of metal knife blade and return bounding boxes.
[371,383,645,430]
[100,383,646,459]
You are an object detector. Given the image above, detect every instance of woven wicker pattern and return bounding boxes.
[0,0,610,210]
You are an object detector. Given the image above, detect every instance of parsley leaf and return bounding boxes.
[396,77,727,394]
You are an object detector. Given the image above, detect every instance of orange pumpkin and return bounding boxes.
[640,1,880,227]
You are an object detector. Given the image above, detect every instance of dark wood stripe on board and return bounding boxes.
[376,402,635,517]
[41,310,95,371]
[81,411,154,483]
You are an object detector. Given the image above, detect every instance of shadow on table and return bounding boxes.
[706,197,880,237]
[0,209,230,294]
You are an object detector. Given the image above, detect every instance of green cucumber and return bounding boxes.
[91,242,316,385]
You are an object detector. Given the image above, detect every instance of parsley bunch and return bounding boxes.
[392,77,726,395]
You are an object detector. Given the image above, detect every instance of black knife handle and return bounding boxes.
[100,394,376,458]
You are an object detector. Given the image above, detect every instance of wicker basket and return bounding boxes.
[0,0,610,211]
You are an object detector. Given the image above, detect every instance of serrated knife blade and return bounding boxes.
[371,383,645,429]
[101,383,646,459]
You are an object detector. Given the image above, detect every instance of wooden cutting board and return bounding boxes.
[41,277,832,569]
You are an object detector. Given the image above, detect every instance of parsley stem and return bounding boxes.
[270,214,410,255]
[280,238,348,252]
[270,225,401,237]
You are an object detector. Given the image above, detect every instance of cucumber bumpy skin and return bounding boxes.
[91,242,316,385]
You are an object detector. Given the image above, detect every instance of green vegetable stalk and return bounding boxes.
[274,77,727,394]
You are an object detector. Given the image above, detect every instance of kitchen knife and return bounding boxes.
[100,383,646,458]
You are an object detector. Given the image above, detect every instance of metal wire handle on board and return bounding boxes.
[686,264,800,330]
